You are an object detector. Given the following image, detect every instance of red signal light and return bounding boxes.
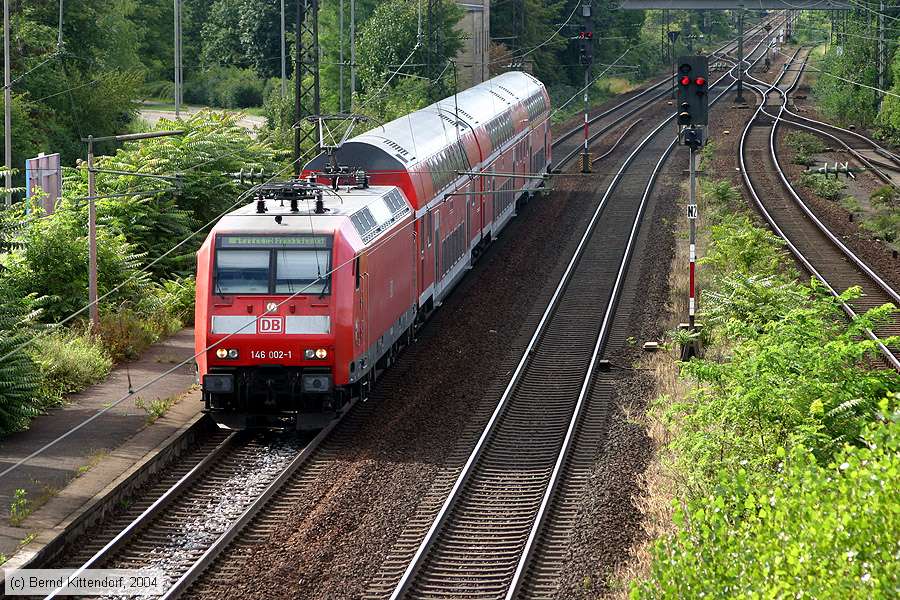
[695,77,706,86]
[680,76,691,86]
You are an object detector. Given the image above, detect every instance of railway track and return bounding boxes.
[741,49,900,370]
[43,430,316,598]
[367,41,772,600]
[35,22,781,600]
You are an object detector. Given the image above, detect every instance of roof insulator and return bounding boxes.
[256,199,267,214]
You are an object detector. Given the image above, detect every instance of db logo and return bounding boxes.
[258,316,284,334]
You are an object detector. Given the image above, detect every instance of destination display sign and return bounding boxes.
[218,235,331,248]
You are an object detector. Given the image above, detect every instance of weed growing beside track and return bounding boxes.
[630,179,899,598]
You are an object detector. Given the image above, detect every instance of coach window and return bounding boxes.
[355,256,361,290]
[427,212,433,247]
[215,250,270,294]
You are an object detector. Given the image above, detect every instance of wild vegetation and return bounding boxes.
[631,179,899,598]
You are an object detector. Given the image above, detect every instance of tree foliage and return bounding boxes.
[60,111,287,272]
[356,0,462,99]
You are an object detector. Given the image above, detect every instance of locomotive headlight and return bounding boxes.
[227,349,239,359]
[216,348,228,359]
[315,348,328,359]
[304,349,316,359]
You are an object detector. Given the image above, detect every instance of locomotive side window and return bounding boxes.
[215,250,270,294]
[355,256,361,290]
[275,250,331,294]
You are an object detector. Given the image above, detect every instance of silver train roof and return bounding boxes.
[307,71,546,171]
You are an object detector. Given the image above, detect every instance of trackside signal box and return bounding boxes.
[676,56,709,126]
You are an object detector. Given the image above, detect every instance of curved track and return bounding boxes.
[741,49,900,370]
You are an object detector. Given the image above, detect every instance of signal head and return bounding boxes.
[695,77,706,86]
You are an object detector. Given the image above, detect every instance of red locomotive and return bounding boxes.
[195,72,551,429]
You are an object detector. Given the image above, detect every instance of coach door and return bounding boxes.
[466,176,476,251]
[353,253,370,372]
[433,209,441,300]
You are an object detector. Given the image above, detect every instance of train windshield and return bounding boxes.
[275,250,331,294]
[214,235,332,295]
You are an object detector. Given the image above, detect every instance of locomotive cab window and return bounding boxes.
[215,250,269,294]
[214,235,333,295]
[275,250,331,294]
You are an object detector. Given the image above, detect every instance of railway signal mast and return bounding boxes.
[675,55,708,354]
[579,2,593,173]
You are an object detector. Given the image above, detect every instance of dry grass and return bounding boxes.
[610,162,715,596]
[606,77,638,95]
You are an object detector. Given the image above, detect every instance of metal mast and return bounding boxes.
[293,0,321,175]
[4,0,11,207]
[426,0,444,100]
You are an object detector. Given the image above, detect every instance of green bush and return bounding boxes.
[0,293,42,435]
[97,307,166,362]
[183,67,265,108]
[786,130,825,155]
[699,179,740,211]
[672,287,898,494]
[633,405,900,599]
[799,172,847,201]
[786,131,826,166]
[30,328,112,400]
[98,277,195,362]
[814,48,879,128]
[0,209,151,322]
[60,111,286,251]
[870,185,897,208]
[862,209,900,243]
[639,214,899,598]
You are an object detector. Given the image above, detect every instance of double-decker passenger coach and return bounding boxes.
[195,71,551,429]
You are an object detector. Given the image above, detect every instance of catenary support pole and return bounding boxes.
[80,129,183,329]
[294,0,302,176]
[688,143,697,329]
[339,0,344,112]
[4,0,11,208]
[174,0,181,118]
[281,0,287,97]
[350,0,356,111]
[87,136,99,331]
[582,66,590,172]
[879,0,885,95]
[581,1,592,173]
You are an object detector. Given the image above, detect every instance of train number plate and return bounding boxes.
[250,350,294,360]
